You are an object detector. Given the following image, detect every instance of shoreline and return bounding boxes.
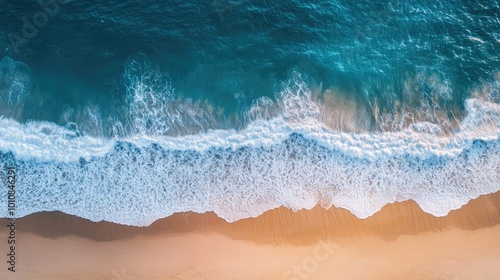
[5,190,500,245]
[0,191,499,279]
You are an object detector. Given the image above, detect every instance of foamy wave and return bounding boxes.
[0,60,500,225]
[0,97,499,225]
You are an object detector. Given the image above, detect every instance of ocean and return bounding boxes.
[0,0,499,225]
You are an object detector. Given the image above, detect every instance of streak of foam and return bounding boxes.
[0,57,33,120]
[123,58,226,136]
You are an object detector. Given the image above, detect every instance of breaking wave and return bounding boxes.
[0,57,499,225]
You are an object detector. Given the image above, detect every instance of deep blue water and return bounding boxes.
[0,0,500,224]
[1,0,499,133]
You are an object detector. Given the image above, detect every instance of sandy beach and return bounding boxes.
[3,1,500,279]
[1,191,499,280]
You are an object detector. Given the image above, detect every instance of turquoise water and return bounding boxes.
[0,0,499,225]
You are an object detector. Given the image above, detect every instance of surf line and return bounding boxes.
[6,167,16,273]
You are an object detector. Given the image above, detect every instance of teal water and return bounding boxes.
[0,0,498,134]
[0,0,499,225]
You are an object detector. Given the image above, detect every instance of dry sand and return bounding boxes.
[0,191,499,279]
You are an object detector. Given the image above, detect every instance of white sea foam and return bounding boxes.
[0,57,33,120]
[0,65,500,225]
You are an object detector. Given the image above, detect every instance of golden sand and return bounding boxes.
[1,191,499,279]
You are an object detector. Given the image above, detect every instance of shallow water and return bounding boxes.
[0,0,499,225]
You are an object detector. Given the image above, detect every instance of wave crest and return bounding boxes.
[1,58,500,225]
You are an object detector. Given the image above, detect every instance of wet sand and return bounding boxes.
[0,191,499,279]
